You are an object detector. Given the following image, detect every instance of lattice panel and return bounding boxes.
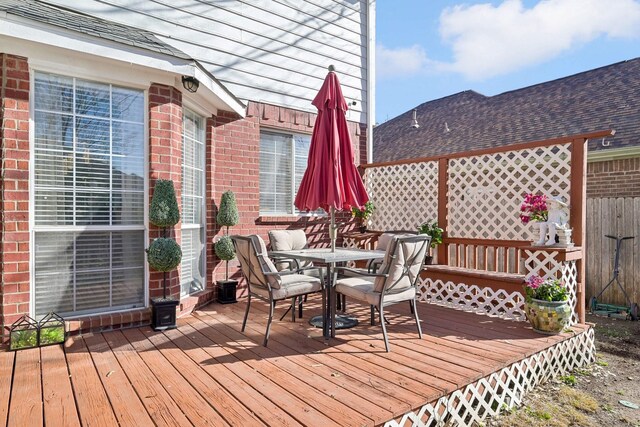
[522,250,579,325]
[448,144,572,240]
[365,161,438,232]
[385,327,595,427]
[418,278,527,321]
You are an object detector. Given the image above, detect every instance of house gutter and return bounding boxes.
[366,0,376,164]
[587,146,640,162]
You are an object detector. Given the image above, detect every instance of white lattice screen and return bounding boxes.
[447,144,572,240]
[365,161,438,231]
[386,327,595,427]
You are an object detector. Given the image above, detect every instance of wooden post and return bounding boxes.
[437,158,448,265]
[570,138,588,324]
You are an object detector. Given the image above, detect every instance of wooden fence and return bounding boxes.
[586,197,639,307]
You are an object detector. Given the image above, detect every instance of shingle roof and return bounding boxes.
[373,58,640,162]
[0,0,191,60]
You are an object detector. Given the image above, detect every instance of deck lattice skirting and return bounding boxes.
[385,327,595,427]
[418,255,579,324]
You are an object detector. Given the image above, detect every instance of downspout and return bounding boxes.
[366,0,376,164]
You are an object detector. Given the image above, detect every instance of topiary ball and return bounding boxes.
[146,238,182,271]
[150,179,180,227]
[214,235,236,261]
[217,190,239,227]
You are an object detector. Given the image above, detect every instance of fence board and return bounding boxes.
[586,197,639,307]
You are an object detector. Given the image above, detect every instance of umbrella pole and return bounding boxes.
[330,206,336,253]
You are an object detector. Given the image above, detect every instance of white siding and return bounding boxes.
[47,0,371,123]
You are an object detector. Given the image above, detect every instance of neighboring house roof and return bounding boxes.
[373,58,640,163]
[0,0,191,60]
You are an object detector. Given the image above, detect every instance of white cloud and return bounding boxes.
[439,0,640,80]
[376,44,428,79]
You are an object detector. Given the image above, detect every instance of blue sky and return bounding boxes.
[375,0,640,124]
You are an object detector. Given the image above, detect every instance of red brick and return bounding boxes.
[3,293,29,304]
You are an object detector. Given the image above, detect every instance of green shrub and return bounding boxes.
[351,201,375,220]
[146,238,182,271]
[418,220,444,248]
[215,236,235,261]
[149,180,180,227]
[217,190,239,228]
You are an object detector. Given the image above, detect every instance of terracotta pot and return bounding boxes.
[524,298,571,334]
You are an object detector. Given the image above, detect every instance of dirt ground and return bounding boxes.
[486,314,640,427]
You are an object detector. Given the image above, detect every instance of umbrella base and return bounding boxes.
[309,314,358,329]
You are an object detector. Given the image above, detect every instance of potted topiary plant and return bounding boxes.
[351,201,375,233]
[146,179,182,331]
[418,220,443,265]
[214,190,239,304]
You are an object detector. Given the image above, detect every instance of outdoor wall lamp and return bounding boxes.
[181,76,199,93]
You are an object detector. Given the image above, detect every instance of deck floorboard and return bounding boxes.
[1,297,591,426]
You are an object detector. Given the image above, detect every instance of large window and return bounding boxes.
[32,72,146,317]
[180,109,206,296]
[259,131,312,215]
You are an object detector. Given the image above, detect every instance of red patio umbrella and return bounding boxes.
[295,67,369,252]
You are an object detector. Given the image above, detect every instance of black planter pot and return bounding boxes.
[217,280,238,304]
[151,298,179,331]
[424,255,433,265]
[358,225,367,233]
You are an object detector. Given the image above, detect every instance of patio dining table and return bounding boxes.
[269,247,385,339]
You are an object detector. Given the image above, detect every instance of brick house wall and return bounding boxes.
[0,53,369,335]
[0,54,31,331]
[586,158,640,198]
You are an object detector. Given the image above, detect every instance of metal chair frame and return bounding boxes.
[232,235,325,346]
[336,234,430,351]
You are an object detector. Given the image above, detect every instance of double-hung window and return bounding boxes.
[32,72,146,317]
[180,109,206,296]
[259,131,312,215]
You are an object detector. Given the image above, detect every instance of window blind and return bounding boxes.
[181,109,206,296]
[33,72,145,317]
[259,131,314,215]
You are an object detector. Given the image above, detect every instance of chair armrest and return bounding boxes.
[334,266,387,278]
[268,255,300,272]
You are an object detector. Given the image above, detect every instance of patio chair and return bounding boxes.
[268,229,325,317]
[335,234,431,352]
[344,230,418,276]
[232,235,324,346]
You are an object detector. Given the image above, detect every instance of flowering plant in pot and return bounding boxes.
[520,193,549,245]
[523,275,571,334]
[519,193,548,224]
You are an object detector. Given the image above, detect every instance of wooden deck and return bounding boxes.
[0,296,590,427]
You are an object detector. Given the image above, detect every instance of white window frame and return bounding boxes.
[29,68,149,318]
[180,107,207,297]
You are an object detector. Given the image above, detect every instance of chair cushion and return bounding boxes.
[252,274,322,300]
[336,276,416,306]
[269,229,308,251]
[249,235,281,289]
[269,229,313,270]
[374,236,429,293]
